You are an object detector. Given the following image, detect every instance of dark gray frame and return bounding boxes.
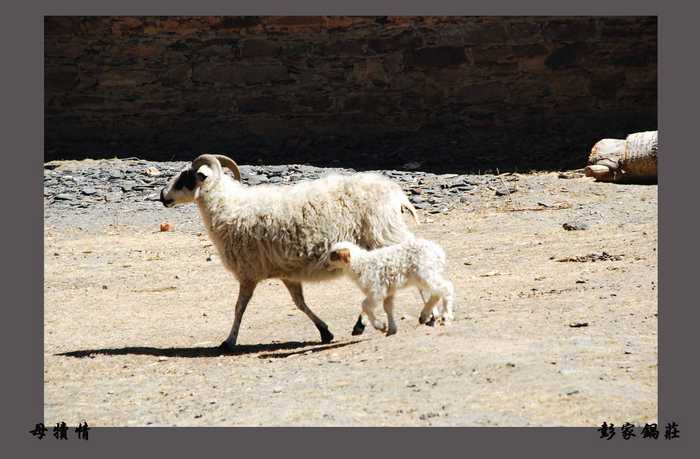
[4,0,695,457]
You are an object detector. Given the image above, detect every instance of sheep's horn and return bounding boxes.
[191,154,222,181]
[213,155,241,181]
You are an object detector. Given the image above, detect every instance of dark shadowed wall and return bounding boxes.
[44,16,657,171]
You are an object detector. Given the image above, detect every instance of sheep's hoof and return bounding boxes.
[351,316,366,336]
[424,315,436,327]
[386,327,397,337]
[320,328,334,344]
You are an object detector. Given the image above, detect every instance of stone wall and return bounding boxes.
[44,16,657,171]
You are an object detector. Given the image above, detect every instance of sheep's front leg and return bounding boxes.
[283,280,334,344]
[220,280,257,351]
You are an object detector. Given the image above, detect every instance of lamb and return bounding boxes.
[327,238,455,336]
[159,154,420,350]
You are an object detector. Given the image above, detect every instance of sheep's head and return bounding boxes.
[328,241,354,268]
[160,154,241,207]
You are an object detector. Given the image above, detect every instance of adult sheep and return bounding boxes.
[159,154,419,351]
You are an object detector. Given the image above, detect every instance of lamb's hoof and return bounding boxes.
[424,315,436,327]
[386,328,397,337]
[218,341,235,352]
[320,328,334,344]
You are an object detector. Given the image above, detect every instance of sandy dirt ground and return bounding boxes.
[44,171,657,426]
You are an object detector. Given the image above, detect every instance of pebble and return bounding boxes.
[562,221,589,231]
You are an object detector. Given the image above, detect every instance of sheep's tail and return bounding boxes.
[400,196,419,225]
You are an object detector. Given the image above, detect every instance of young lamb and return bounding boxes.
[328,238,455,336]
[159,154,420,350]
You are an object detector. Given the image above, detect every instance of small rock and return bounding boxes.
[495,187,517,196]
[569,322,589,328]
[273,387,283,393]
[81,187,97,196]
[562,221,589,231]
[144,166,161,176]
[105,192,122,202]
[54,193,74,201]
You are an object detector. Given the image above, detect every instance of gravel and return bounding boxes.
[43,159,513,215]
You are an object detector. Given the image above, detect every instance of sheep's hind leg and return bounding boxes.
[351,314,366,336]
[283,280,334,344]
[220,280,257,351]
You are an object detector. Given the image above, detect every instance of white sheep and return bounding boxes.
[159,154,420,350]
[328,238,455,336]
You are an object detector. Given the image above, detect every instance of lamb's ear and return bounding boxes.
[338,248,351,264]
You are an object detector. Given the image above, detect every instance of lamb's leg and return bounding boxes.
[417,287,439,326]
[283,280,334,344]
[382,296,398,336]
[220,280,257,351]
[419,293,440,326]
[437,278,455,323]
[362,297,387,332]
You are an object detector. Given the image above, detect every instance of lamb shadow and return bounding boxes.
[57,340,326,359]
[257,340,360,359]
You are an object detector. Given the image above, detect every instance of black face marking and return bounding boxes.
[329,251,339,261]
[174,169,197,191]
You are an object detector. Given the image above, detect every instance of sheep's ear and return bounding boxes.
[338,248,351,264]
[195,165,213,182]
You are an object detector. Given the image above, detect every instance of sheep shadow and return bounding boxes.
[57,340,360,359]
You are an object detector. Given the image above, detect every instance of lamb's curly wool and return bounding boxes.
[160,154,418,349]
[329,238,455,336]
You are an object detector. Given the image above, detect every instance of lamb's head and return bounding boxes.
[159,154,241,207]
[328,241,357,269]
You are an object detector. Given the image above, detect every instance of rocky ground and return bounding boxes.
[44,158,658,427]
